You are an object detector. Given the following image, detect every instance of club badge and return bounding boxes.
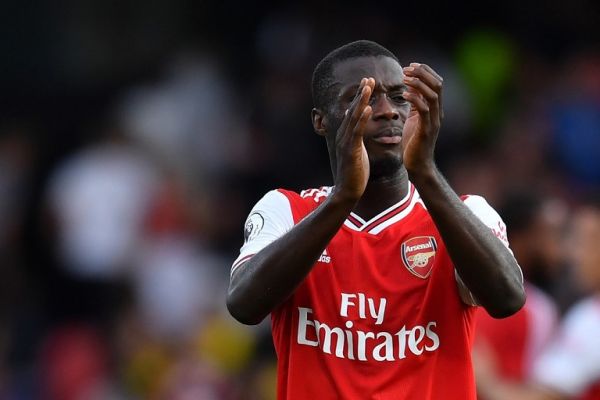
[401,236,437,279]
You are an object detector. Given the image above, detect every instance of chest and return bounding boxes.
[294,212,462,330]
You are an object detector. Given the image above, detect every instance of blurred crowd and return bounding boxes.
[0,1,599,399]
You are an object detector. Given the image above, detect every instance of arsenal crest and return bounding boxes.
[401,236,437,279]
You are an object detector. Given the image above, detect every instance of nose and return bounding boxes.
[370,93,400,121]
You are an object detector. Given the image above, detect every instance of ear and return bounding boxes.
[311,108,328,137]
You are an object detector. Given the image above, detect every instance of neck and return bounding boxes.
[352,166,409,220]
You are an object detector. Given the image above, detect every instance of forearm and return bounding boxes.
[227,192,355,325]
[410,167,525,317]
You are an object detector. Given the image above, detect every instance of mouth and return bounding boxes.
[371,127,403,145]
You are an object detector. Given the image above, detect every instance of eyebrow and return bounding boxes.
[386,84,408,92]
[340,83,408,97]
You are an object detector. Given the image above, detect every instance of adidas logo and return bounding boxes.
[318,249,331,264]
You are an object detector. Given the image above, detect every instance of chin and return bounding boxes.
[368,156,403,182]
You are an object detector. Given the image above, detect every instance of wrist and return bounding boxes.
[328,187,360,211]
[406,163,439,187]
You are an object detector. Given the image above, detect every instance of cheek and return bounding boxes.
[325,113,344,136]
[399,103,411,117]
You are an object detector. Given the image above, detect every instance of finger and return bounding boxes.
[406,63,442,82]
[365,77,375,92]
[338,82,372,149]
[339,78,367,135]
[404,64,444,120]
[345,78,370,123]
[402,91,431,132]
[403,76,437,103]
[418,63,442,82]
[352,105,372,147]
[347,83,373,132]
[403,64,442,94]
[418,64,444,120]
[403,76,440,127]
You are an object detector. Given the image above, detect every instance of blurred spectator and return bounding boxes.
[39,324,121,400]
[476,197,600,399]
[43,127,159,333]
[473,193,562,398]
[118,51,251,182]
[132,172,229,341]
[549,54,600,188]
[46,130,158,280]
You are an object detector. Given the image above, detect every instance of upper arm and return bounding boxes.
[463,195,510,249]
[230,190,294,277]
[455,195,522,305]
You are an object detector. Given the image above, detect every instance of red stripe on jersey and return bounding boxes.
[346,214,362,227]
[361,185,415,232]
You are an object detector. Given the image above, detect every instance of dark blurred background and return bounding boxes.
[0,0,598,399]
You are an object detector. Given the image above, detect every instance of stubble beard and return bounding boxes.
[368,155,403,183]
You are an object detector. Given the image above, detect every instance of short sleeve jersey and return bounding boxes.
[232,183,516,400]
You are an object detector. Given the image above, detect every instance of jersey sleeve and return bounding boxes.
[531,299,600,396]
[463,195,511,249]
[230,190,294,277]
[456,195,522,306]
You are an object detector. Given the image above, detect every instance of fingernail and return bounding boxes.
[410,63,421,67]
[345,109,349,116]
[403,76,413,82]
[403,66,414,72]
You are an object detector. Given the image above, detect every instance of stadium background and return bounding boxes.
[0,0,598,398]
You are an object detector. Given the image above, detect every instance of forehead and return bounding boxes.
[331,56,403,87]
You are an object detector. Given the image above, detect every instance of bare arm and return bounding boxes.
[411,169,524,317]
[401,63,525,317]
[227,78,376,325]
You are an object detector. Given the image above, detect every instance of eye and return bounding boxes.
[390,92,407,103]
[342,91,359,105]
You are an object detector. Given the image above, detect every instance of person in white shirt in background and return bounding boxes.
[476,196,600,400]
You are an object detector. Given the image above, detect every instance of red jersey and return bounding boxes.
[232,183,516,400]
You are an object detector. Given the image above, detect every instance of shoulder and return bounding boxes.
[249,186,331,224]
[461,194,496,213]
[461,194,509,245]
[263,186,332,204]
[298,186,333,203]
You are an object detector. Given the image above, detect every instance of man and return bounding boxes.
[476,198,600,400]
[227,40,525,399]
